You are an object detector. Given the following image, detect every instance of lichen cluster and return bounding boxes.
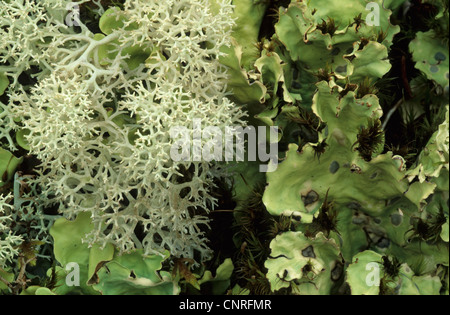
[1,0,244,265]
[224,0,448,295]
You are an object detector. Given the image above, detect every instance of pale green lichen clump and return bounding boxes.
[0,193,22,268]
[1,0,244,262]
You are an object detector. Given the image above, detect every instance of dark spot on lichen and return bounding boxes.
[390,213,403,226]
[335,65,347,73]
[434,52,446,61]
[302,190,319,206]
[302,245,316,258]
[331,262,343,281]
[430,65,439,73]
[377,237,390,248]
[347,202,362,210]
[331,47,341,56]
[352,213,366,225]
[329,161,340,174]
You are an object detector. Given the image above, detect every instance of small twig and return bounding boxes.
[10,255,36,295]
[382,98,404,130]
